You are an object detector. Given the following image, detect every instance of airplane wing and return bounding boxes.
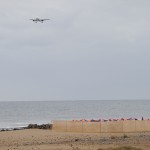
[41,19,50,21]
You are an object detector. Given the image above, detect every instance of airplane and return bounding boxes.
[30,17,50,23]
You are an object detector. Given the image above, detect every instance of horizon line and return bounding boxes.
[0,99,150,102]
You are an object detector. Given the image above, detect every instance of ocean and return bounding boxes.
[0,100,149,129]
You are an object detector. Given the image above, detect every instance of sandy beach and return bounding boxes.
[0,129,150,150]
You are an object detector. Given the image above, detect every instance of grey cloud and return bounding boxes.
[0,0,150,101]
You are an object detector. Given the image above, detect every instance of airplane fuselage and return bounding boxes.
[30,18,49,23]
[33,18,43,23]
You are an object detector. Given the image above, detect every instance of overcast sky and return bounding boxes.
[0,0,150,101]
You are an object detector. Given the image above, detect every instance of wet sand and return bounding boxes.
[0,129,150,150]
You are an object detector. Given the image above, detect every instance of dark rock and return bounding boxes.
[26,123,52,129]
[27,124,38,129]
[75,138,79,142]
[13,128,24,131]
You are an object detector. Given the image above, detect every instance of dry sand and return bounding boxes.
[0,129,150,150]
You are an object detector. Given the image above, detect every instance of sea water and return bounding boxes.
[0,100,149,128]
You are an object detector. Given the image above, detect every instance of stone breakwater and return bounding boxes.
[26,123,52,129]
[52,120,150,133]
[0,123,52,132]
